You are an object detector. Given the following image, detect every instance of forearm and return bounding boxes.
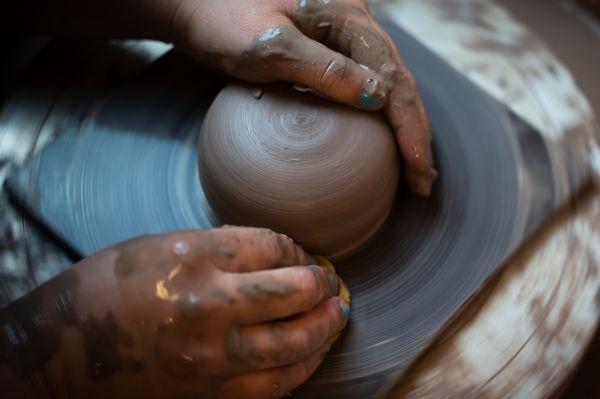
[3,0,180,42]
[0,265,79,397]
[0,249,141,397]
[0,311,39,397]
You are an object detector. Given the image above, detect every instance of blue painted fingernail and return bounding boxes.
[338,298,350,318]
[360,91,381,109]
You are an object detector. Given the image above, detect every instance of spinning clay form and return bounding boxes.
[198,82,400,258]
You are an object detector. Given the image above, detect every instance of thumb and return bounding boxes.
[243,24,388,111]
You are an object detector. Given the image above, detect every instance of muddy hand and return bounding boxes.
[0,228,348,399]
[7,0,436,195]
[171,0,437,196]
[113,228,349,398]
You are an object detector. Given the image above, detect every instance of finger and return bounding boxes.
[386,80,438,196]
[247,23,387,111]
[230,265,339,324]
[289,1,437,195]
[346,21,437,195]
[229,296,348,372]
[179,227,313,273]
[218,342,332,399]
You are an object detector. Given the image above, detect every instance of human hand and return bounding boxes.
[7,0,436,194]
[110,227,348,398]
[0,227,348,399]
[171,0,437,196]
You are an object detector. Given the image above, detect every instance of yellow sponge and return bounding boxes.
[315,255,351,305]
[314,255,351,344]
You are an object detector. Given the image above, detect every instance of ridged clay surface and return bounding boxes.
[198,82,400,259]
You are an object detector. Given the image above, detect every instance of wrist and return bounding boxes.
[0,250,124,397]
[0,286,69,398]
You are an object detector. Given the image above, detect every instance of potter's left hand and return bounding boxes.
[170,0,437,196]
[7,0,437,195]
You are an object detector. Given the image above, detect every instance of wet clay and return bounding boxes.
[198,82,400,259]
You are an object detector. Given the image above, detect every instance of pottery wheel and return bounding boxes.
[5,21,590,398]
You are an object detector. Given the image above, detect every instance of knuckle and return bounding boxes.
[291,329,312,352]
[260,227,283,247]
[256,227,277,236]
[354,4,370,17]
[296,267,320,295]
[176,290,231,321]
[316,56,349,90]
[398,70,418,91]
[345,4,371,24]
[337,2,369,18]
[249,28,296,64]
[334,58,351,81]
[209,54,236,75]
[256,228,281,256]
[274,231,293,250]
[272,233,300,267]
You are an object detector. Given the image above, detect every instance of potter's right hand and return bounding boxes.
[0,227,349,399]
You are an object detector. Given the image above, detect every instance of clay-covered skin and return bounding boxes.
[9,0,437,194]
[0,228,349,398]
[290,0,437,195]
[199,82,400,259]
[173,0,437,196]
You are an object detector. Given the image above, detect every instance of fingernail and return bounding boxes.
[406,169,435,197]
[337,297,350,318]
[360,87,388,110]
[360,90,382,109]
[327,271,339,295]
[311,255,320,266]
